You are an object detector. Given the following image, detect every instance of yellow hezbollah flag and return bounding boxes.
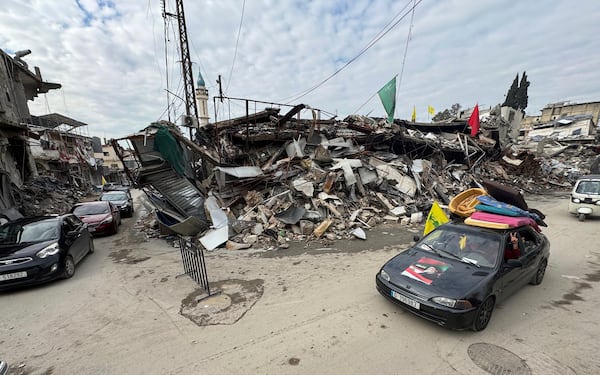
[411,105,416,122]
[101,176,107,185]
[423,201,449,235]
[428,105,435,115]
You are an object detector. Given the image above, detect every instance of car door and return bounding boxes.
[63,215,87,263]
[514,227,543,286]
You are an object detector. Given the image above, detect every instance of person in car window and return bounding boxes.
[505,232,521,260]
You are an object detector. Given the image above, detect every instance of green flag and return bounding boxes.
[378,76,396,123]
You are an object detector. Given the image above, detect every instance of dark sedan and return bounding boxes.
[100,190,133,217]
[0,215,94,290]
[71,201,120,236]
[376,222,550,331]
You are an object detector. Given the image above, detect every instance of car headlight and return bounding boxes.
[431,296,472,309]
[100,216,113,224]
[36,242,60,258]
[380,269,391,282]
[572,198,580,203]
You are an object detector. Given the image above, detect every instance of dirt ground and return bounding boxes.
[1,190,600,375]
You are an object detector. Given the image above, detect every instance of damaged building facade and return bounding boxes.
[0,48,108,219]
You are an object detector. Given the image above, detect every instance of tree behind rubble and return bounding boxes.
[502,72,529,111]
[432,103,461,121]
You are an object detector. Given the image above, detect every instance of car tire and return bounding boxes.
[531,259,547,285]
[88,239,95,254]
[63,255,76,279]
[472,297,495,332]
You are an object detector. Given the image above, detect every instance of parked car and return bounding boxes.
[0,215,94,290]
[71,201,121,235]
[99,190,134,217]
[376,221,550,331]
[568,174,600,221]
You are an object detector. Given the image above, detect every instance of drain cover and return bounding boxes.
[468,343,531,375]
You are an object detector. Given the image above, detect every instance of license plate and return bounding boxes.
[0,271,27,282]
[391,290,420,309]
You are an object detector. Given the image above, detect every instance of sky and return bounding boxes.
[2,0,600,140]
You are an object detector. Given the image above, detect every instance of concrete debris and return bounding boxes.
[351,227,366,240]
[103,106,599,252]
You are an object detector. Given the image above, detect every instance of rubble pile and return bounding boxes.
[115,108,599,251]
[14,176,89,217]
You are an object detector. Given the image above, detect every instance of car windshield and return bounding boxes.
[0,218,59,244]
[575,180,600,195]
[73,204,110,215]
[418,226,501,268]
[101,192,127,201]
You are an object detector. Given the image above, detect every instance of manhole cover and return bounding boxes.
[468,343,531,375]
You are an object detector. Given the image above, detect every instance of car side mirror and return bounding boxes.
[506,259,523,268]
[413,235,420,242]
[66,230,78,238]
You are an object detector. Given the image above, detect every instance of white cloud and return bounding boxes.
[1,0,600,139]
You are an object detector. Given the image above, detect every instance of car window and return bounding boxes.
[0,219,59,244]
[101,192,127,201]
[64,215,82,230]
[419,226,501,268]
[73,203,110,215]
[575,180,600,195]
[516,228,540,255]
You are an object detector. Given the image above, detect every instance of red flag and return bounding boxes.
[468,104,480,137]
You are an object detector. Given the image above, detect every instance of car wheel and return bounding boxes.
[88,239,95,254]
[531,259,548,285]
[472,297,495,331]
[63,255,76,279]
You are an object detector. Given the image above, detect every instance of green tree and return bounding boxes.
[502,74,519,109]
[450,103,461,116]
[515,71,530,110]
[432,103,461,121]
[432,109,452,122]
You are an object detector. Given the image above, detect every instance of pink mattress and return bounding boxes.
[470,211,541,232]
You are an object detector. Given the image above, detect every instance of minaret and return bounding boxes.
[195,71,210,126]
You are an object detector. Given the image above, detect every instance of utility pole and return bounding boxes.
[163,0,198,140]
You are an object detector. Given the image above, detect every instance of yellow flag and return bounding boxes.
[101,176,107,185]
[423,201,449,235]
[411,105,416,122]
[428,105,435,115]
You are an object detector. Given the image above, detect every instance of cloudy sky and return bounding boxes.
[2,0,600,139]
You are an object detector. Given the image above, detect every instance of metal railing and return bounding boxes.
[178,236,213,296]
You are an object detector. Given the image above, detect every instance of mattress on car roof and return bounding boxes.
[470,211,541,232]
[464,217,511,229]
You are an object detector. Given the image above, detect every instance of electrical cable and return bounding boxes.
[354,0,417,115]
[225,0,246,94]
[278,0,421,104]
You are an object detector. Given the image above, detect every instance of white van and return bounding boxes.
[568,175,600,221]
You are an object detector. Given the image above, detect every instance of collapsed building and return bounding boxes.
[114,102,599,250]
[0,49,112,220]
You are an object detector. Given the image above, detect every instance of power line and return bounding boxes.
[354,0,417,114]
[278,0,422,104]
[397,0,417,93]
[225,0,246,94]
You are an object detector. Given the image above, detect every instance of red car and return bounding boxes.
[71,201,121,236]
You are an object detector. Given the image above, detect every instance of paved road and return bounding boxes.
[0,193,599,374]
